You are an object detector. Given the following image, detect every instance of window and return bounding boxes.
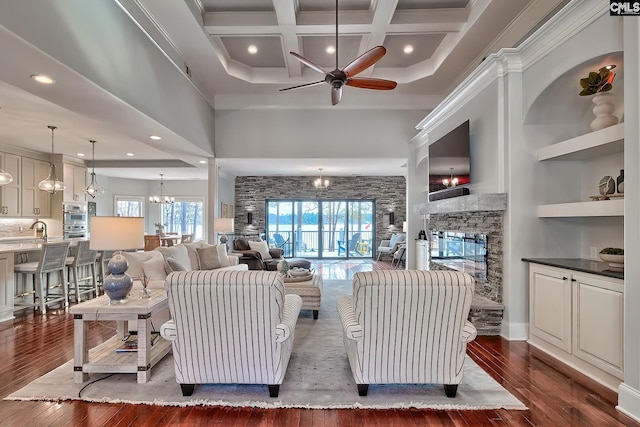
[161,197,205,241]
[114,195,145,217]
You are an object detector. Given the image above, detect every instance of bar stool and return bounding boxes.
[66,240,98,303]
[14,241,70,314]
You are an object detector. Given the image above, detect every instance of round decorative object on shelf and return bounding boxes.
[598,176,615,195]
[617,169,624,193]
[599,253,624,268]
[103,253,133,303]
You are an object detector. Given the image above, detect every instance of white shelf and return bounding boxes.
[538,123,624,161]
[537,199,624,218]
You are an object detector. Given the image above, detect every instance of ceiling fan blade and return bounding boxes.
[289,52,326,75]
[279,80,325,92]
[343,46,387,78]
[331,86,342,105]
[346,77,397,90]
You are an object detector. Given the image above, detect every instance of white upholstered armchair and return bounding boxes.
[160,270,302,397]
[376,233,405,260]
[336,270,477,397]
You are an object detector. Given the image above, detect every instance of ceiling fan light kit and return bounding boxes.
[280,0,397,105]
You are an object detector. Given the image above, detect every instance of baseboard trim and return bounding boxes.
[617,383,640,423]
[500,321,528,341]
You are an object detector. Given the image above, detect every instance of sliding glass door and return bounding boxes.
[266,199,374,259]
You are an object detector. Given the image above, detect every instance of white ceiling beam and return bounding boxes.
[205,23,463,35]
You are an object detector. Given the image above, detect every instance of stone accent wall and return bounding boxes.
[428,211,504,303]
[234,176,406,253]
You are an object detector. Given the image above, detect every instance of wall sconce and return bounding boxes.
[388,212,395,225]
[247,212,253,224]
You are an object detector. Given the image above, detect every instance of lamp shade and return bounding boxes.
[213,217,234,233]
[90,216,144,251]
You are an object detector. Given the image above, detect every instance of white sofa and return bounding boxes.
[160,270,303,397]
[336,270,477,397]
[121,242,247,331]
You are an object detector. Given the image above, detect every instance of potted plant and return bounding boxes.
[579,65,618,131]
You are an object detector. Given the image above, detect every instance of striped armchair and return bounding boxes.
[336,270,477,397]
[160,270,302,397]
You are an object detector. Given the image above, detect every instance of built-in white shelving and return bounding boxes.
[538,199,624,218]
[538,123,623,161]
[537,123,624,218]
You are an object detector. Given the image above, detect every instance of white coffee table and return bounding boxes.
[70,290,171,383]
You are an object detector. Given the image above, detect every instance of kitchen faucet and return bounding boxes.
[30,220,48,242]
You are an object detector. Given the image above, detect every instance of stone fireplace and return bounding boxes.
[415,193,507,335]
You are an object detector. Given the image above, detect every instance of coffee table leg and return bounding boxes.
[73,316,89,383]
[137,314,152,383]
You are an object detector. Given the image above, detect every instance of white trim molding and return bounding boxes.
[501,321,529,341]
[617,383,640,423]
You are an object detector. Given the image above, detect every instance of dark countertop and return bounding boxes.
[522,257,624,280]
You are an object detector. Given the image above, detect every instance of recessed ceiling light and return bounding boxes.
[126,153,134,157]
[77,153,85,157]
[326,45,335,54]
[199,160,207,164]
[403,45,414,54]
[248,45,258,54]
[31,74,55,84]
[149,135,162,140]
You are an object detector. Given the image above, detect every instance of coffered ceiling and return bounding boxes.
[0,0,568,180]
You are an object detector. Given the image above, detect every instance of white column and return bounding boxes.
[207,159,219,244]
[618,16,640,423]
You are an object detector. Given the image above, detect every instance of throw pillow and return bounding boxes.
[248,240,272,260]
[142,257,168,281]
[166,255,189,272]
[197,244,231,270]
[155,244,192,274]
[122,251,164,281]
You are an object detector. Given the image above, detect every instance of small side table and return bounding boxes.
[70,290,171,384]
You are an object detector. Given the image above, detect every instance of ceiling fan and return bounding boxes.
[279,0,397,105]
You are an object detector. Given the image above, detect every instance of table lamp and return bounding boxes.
[90,216,144,303]
[214,217,234,245]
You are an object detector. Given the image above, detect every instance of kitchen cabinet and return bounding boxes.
[21,157,51,217]
[0,252,14,322]
[0,153,21,216]
[527,261,623,390]
[63,163,87,202]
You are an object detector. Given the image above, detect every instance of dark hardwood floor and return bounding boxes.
[0,260,638,426]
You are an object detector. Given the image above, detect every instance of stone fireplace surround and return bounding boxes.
[415,193,507,335]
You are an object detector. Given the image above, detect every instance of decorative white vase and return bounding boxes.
[590,92,618,131]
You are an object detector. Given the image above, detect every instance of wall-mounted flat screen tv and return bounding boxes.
[428,120,470,193]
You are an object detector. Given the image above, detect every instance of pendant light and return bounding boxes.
[149,174,174,204]
[85,140,104,198]
[38,126,66,194]
[0,166,13,186]
[313,168,329,189]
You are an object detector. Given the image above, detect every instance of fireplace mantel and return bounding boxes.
[414,193,507,215]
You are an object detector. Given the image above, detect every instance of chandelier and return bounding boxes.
[85,140,105,198]
[313,168,329,189]
[442,167,459,188]
[38,125,66,194]
[149,174,174,204]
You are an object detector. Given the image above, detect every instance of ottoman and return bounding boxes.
[265,258,311,271]
[283,274,323,319]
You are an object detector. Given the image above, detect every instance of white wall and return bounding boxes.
[215,109,426,159]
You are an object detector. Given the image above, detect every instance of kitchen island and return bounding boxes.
[0,238,88,322]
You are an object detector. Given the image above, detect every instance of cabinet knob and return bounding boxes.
[571,278,576,282]
[562,276,568,280]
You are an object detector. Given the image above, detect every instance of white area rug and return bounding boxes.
[6,280,527,410]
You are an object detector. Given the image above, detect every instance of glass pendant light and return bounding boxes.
[0,166,13,186]
[38,125,66,194]
[313,168,329,188]
[85,140,104,198]
[149,174,174,204]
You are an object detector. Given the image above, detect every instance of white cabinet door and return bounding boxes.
[36,160,51,217]
[73,165,86,202]
[21,158,52,217]
[529,264,572,352]
[573,273,623,379]
[0,153,21,216]
[0,253,14,322]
